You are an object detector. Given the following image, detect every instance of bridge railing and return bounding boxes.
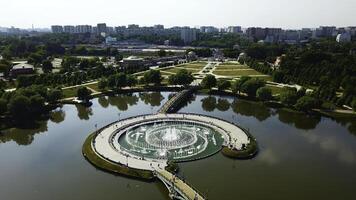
[155,170,207,200]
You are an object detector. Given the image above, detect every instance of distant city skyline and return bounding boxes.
[1,0,356,29]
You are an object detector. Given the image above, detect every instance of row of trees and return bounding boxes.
[199,74,334,112]
[0,85,63,121]
[243,40,356,109]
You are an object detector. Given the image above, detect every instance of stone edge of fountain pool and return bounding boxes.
[82,113,257,179]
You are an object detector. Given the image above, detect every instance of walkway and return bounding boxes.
[158,89,195,113]
[92,113,250,171]
[155,169,205,200]
[91,113,251,200]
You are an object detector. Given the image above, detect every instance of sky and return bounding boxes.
[1,0,356,29]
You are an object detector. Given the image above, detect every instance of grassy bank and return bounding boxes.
[82,133,155,180]
[221,137,258,159]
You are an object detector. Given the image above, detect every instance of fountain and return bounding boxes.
[118,120,224,161]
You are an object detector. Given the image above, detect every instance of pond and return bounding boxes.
[0,92,355,200]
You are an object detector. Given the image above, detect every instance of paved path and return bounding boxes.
[158,89,194,113]
[156,169,205,200]
[92,113,250,172]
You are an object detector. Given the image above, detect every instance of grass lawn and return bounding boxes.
[216,65,249,70]
[85,83,100,92]
[159,71,175,76]
[62,87,80,98]
[266,85,288,95]
[161,67,201,74]
[213,69,264,76]
[176,63,206,70]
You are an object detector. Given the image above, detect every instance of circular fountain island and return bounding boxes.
[82,91,257,200]
[83,113,257,178]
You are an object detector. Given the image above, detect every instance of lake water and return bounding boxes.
[0,92,355,200]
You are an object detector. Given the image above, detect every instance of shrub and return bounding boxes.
[217,79,231,91]
[241,79,265,97]
[352,99,356,112]
[201,75,217,90]
[294,96,318,111]
[257,87,272,101]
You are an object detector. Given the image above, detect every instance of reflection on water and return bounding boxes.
[201,96,232,112]
[216,98,230,112]
[98,96,109,108]
[201,96,216,112]
[231,99,272,122]
[139,92,164,107]
[49,109,66,124]
[75,104,93,120]
[276,109,321,130]
[108,94,139,111]
[1,92,356,200]
[0,121,48,145]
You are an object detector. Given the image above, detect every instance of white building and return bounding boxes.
[227,26,242,33]
[336,33,351,43]
[105,36,117,44]
[181,27,197,44]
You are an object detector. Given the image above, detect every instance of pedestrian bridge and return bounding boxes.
[155,169,206,200]
[158,88,196,113]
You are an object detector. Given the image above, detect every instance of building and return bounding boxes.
[51,25,63,33]
[10,63,35,77]
[120,56,146,73]
[246,27,266,40]
[75,25,92,33]
[227,26,242,33]
[154,25,164,29]
[64,25,75,33]
[313,26,337,38]
[180,27,197,44]
[200,26,219,33]
[128,24,140,29]
[115,26,127,34]
[97,23,107,34]
[105,36,117,44]
[336,33,351,43]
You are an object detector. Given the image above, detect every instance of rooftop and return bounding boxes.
[12,63,34,70]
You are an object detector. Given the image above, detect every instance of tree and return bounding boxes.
[115,53,123,62]
[126,75,138,87]
[108,73,127,89]
[158,49,167,57]
[8,95,31,119]
[47,89,63,103]
[295,96,318,111]
[217,79,231,91]
[17,75,36,88]
[29,95,45,114]
[272,71,284,83]
[241,79,265,97]
[0,61,11,76]
[77,87,92,101]
[232,76,251,94]
[352,99,356,112]
[257,87,272,101]
[42,60,53,73]
[201,75,216,90]
[142,70,162,85]
[168,69,194,86]
[280,89,298,106]
[98,79,108,90]
[0,98,7,115]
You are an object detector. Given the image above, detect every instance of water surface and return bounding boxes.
[1,92,355,200]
